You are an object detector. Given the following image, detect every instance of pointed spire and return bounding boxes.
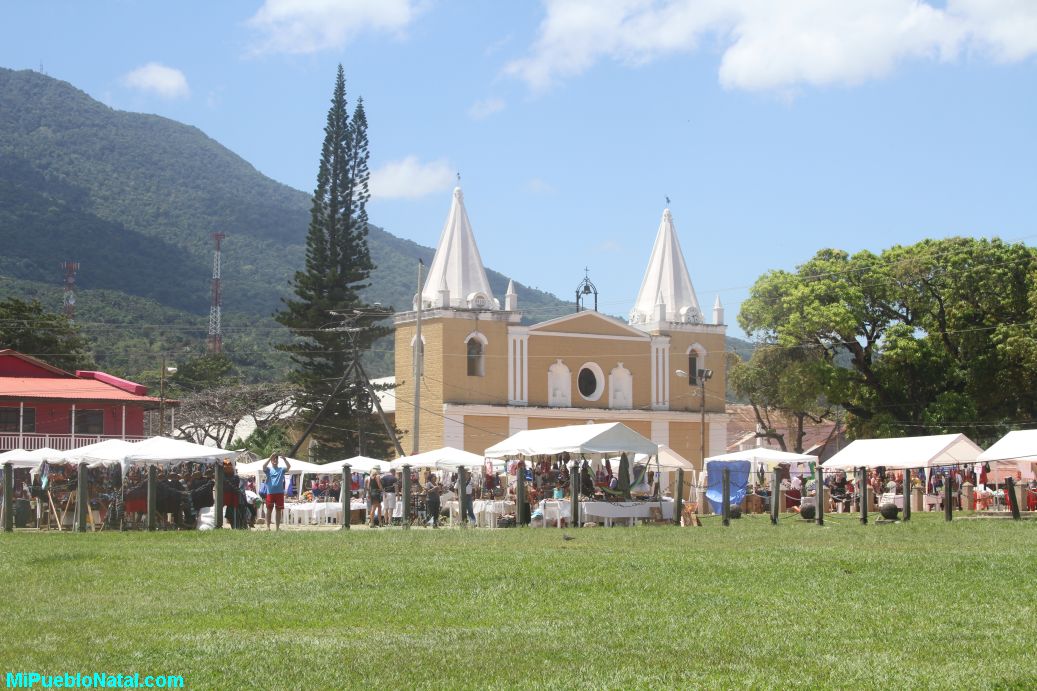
[505,279,518,311]
[629,208,701,324]
[422,186,496,309]
[712,294,724,325]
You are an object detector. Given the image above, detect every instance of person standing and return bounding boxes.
[424,473,441,528]
[381,468,398,526]
[367,468,383,527]
[261,453,291,531]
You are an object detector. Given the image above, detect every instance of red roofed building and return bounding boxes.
[0,349,170,451]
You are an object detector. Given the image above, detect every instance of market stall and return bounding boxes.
[485,422,670,526]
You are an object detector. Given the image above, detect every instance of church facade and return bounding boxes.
[393,187,727,469]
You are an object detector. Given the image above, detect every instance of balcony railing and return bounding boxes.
[0,433,148,452]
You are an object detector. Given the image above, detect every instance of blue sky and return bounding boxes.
[2,1,1036,336]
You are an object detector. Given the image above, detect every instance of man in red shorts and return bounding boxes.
[261,453,291,530]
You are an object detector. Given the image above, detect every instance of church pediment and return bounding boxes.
[529,311,650,339]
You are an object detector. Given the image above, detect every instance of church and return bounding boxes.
[392,186,728,469]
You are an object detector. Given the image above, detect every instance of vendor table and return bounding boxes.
[444,499,515,527]
[285,500,366,526]
[539,498,675,527]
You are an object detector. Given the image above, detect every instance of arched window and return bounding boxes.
[687,344,707,386]
[465,332,487,377]
[548,360,571,407]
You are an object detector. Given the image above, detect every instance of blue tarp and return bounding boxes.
[705,460,751,514]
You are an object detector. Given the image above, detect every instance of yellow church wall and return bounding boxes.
[394,319,446,454]
[665,330,727,414]
[437,318,510,405]
[462,415,510,456]
[532,311,649,337]
[526,334,651,409]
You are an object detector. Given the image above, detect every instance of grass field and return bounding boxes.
[1,514,1035,689]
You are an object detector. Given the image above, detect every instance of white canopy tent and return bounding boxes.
[822,434,983,471]
[64,439,138,466]
[323,455,387,474]
[0,447,64,469]
[485,423,659,459]
[120,436,236,471]
[389,447,497,472]
[976,430,1037,481]
[706,447,818,467]
[234,457,324,478]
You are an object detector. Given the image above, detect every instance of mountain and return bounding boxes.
[0,67,571,378]
[0,67,751,382]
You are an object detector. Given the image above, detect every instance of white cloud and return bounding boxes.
[121,63,190,99]
[370,156,454,199]
[526,177,555,194]
[506,0,1037,93]
[468,97,506,120]
[247,0,417,55]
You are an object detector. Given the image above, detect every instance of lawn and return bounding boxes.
[1,514,1035,689]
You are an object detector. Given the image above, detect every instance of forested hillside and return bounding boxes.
[0,67,570,379]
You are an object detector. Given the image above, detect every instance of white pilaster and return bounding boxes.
[709,421,727,458]
[443,412,464,450]
[650,335,670,410]
[508,326,529,405]
[509,415,528,437]
[651,419,669,448]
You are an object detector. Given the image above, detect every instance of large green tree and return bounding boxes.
[274,66,391,461]
[0,297,93,371]
[739,237,1037,443]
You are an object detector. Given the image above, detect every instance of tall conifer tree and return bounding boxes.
[275,66,390,460]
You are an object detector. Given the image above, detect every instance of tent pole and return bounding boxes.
[721,467,730,527]
[402,463,412,529]
[146,465,157,531]
[815,465,824,527]
[569,460,579,528]
[944,469,953,522]
[770,468,779,525]
[516,461,526,526]
[340,464,351,530]
[1006,476,1021,520]
[859,467,868,525]
[459,466,468,526]
[674,468,684,524]
[902,469,911,522]
[2,461,13,532]
[76,461,88,533]
[214,461,224,530]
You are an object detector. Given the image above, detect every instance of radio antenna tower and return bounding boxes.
[208,232,225,354]
[61,261,79,323]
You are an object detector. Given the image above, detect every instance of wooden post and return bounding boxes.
[402,463,412,529]
[944,471,953,522]
[77,461,89,533]
[770,469,779,525]
[340,464,351,530]
[2,461,13,533]
[815,465,824,526]
[214,460,224,529]
[458,466,468,526]
[570,461,580,527]
[1005,477,1021,520]
[859,467,868,525]
[146,465,157,531]
[721,467,730,527]
[674,468,684,524]
[516,462,527,526]
[902,469,911,522]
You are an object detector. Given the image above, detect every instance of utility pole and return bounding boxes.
[698,367,713,464]
[287,309,404,459]
[412,259,423,455]
[208,232,225,354]
[159,354,167,436]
